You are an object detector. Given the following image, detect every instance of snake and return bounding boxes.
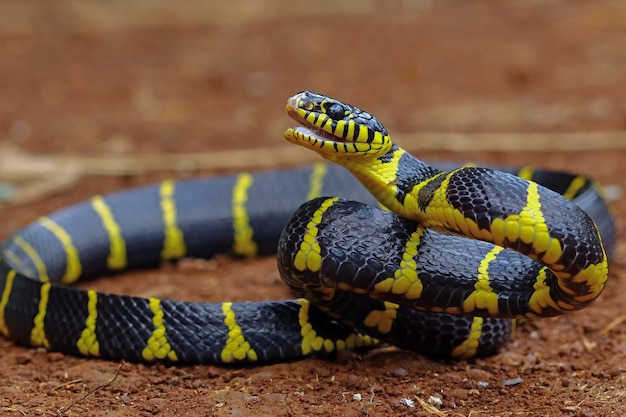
[0,91,614,364]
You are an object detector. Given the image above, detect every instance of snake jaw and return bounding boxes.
[286,92,342,143]
[285,91,392,157]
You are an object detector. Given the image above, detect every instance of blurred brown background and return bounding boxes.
[2,1,625,156]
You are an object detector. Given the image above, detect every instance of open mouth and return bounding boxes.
[290,124,339,142]
[286,94,344,143]
[285,91,390,156]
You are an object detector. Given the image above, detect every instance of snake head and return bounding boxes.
[285,91,392,160]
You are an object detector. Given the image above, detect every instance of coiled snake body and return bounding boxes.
[0,92,614,363]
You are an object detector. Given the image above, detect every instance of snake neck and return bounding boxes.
[331,143,441,218]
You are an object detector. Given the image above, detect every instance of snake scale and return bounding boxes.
[0,91,615,363]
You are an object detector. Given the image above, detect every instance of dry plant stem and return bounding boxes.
[1,131,625,204]
[55,361,125,417]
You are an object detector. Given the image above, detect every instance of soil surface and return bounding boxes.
[1,1,626,416]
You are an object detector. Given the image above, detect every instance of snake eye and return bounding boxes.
[326,103,345,121]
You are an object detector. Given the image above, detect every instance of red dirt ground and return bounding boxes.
[1,1,625,416]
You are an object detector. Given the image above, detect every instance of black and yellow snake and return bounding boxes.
[0,91,615,363]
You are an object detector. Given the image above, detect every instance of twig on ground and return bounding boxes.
[1,131,624,204]
[55,360,125,417]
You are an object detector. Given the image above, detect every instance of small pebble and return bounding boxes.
[400,398,415,408]
[392,367,409,377]
[353,393,361,401]
[428,395,443,406]
[502,377,523,386]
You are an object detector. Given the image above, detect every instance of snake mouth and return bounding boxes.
[288,123,343,143]
[286,93,347,144]
[284,91,392,157]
